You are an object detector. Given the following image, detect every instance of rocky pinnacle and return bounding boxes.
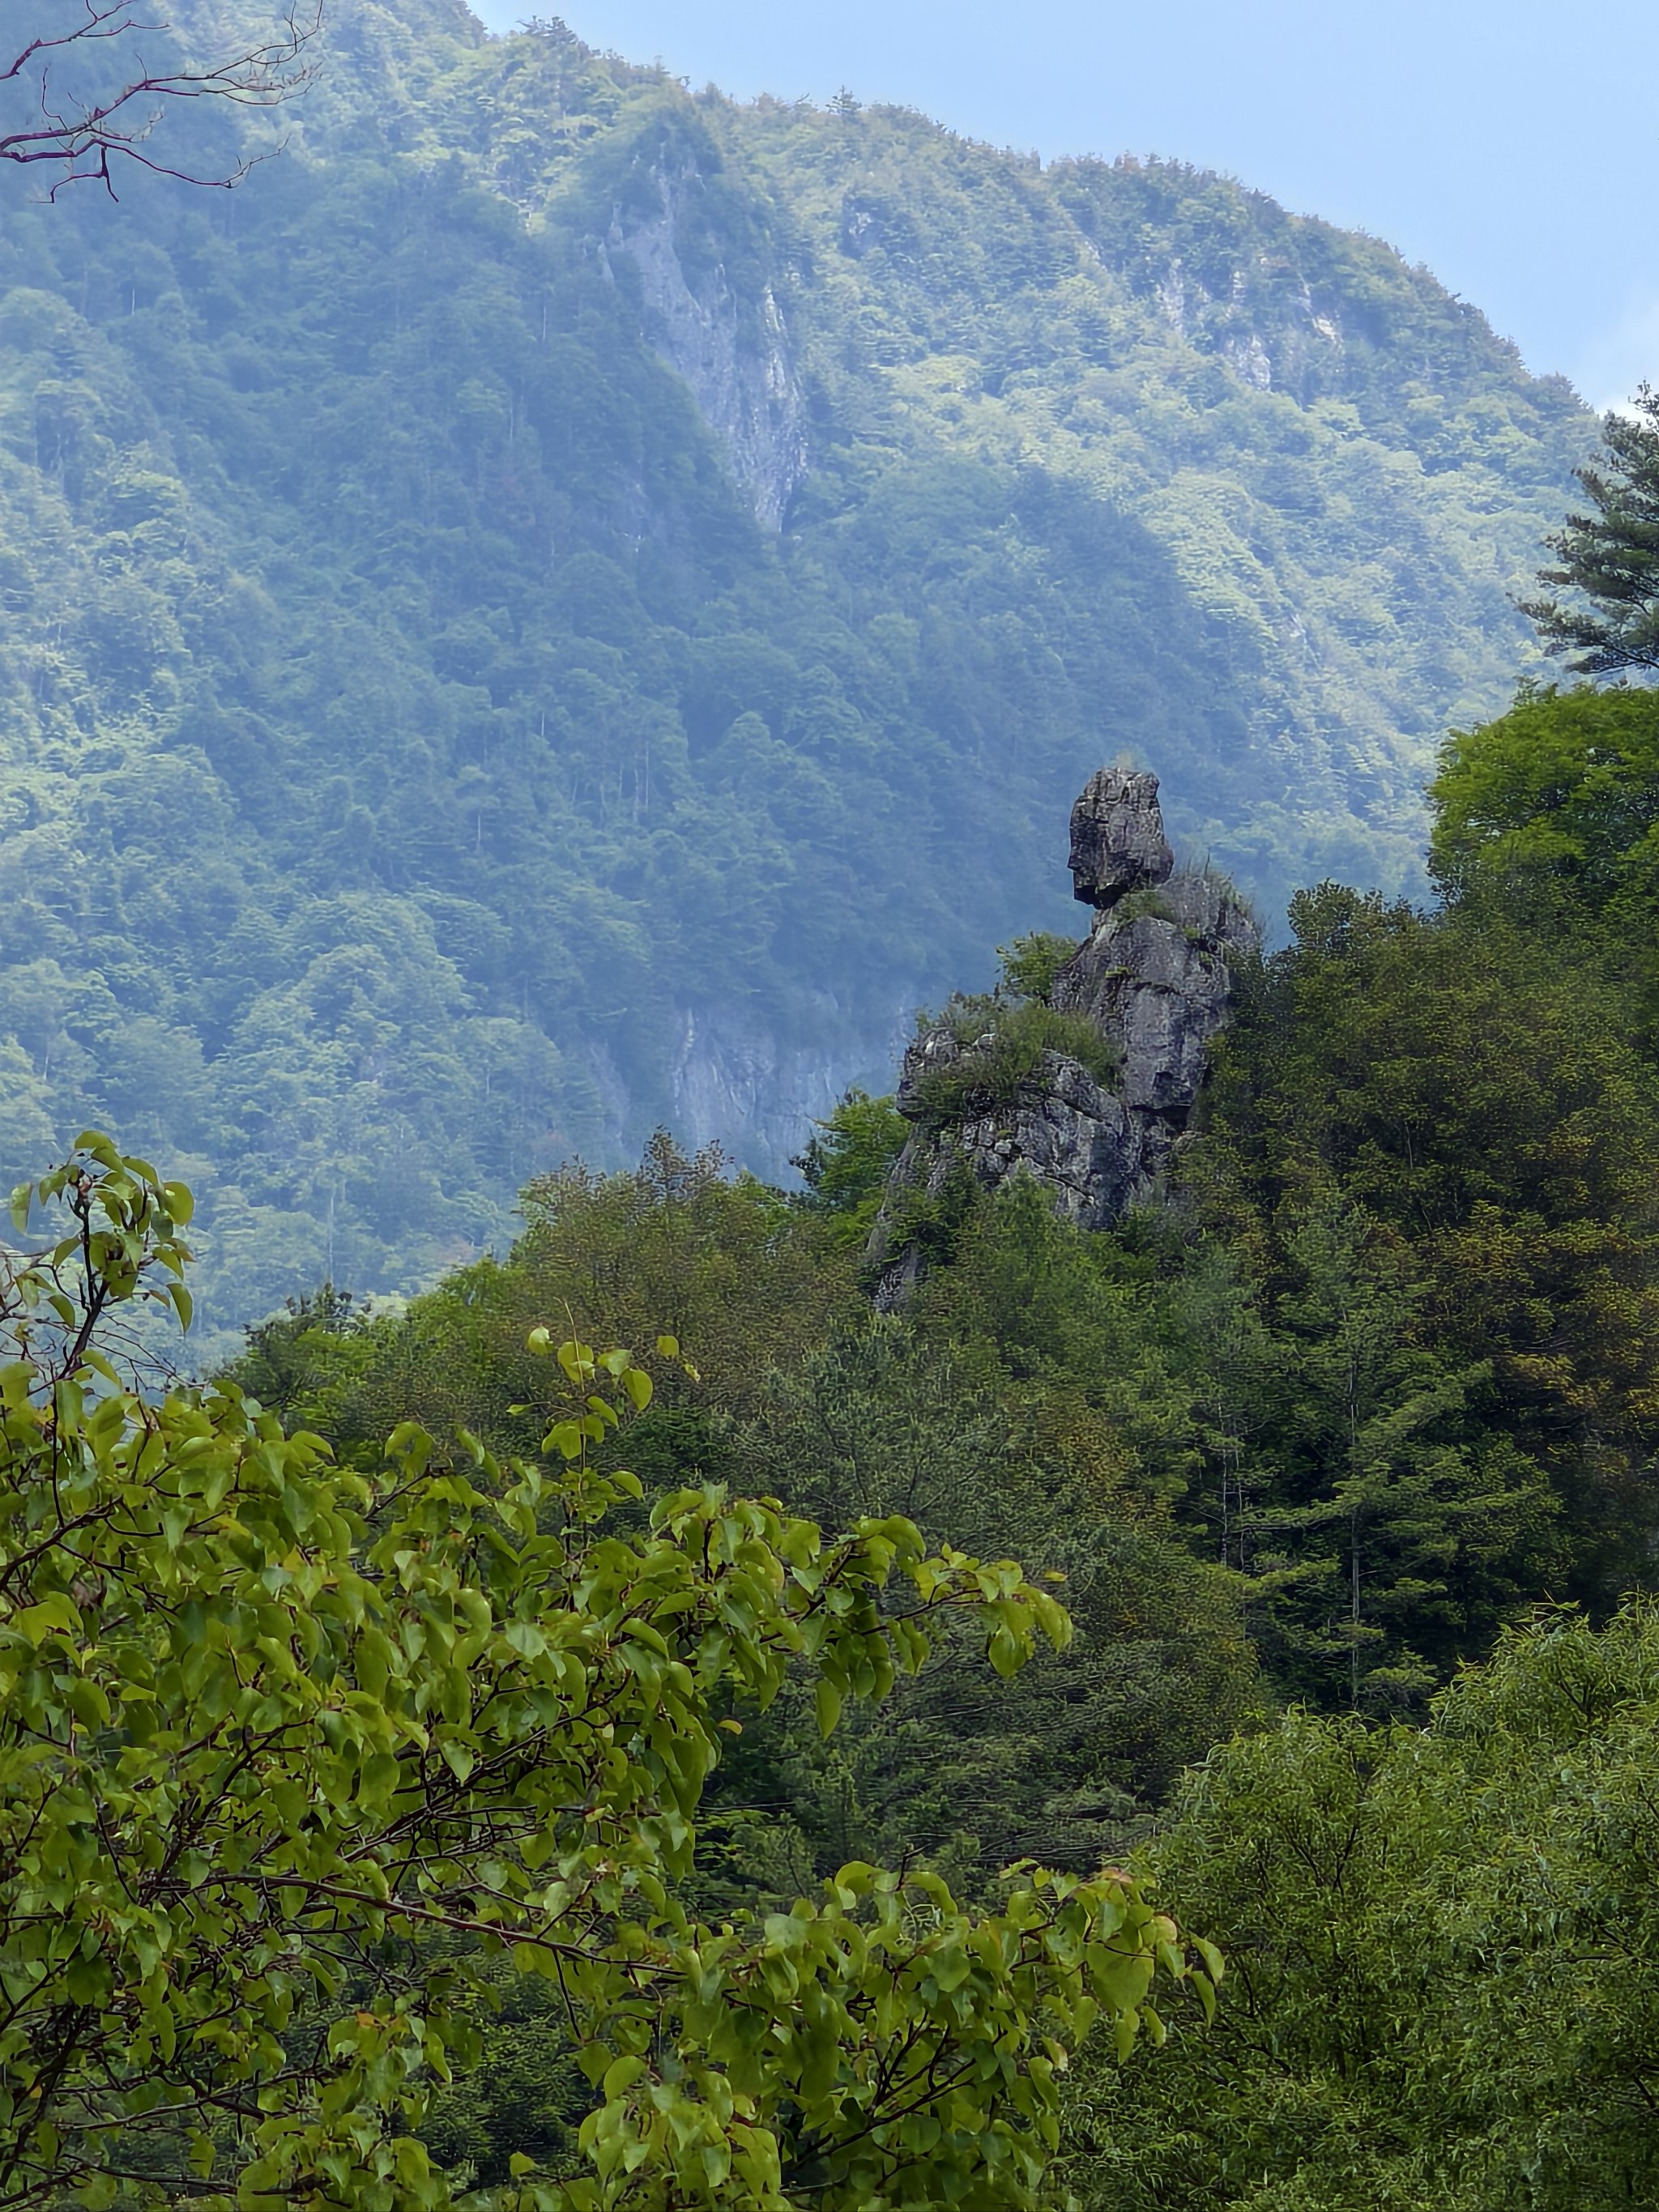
[865,767,1256,1306]
[1068,768,1175,908]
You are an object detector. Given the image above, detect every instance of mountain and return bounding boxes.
[0,0,1594,1348]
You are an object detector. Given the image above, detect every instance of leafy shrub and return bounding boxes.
[1104,887,1179,926]
[908,995,1122,1128]
[793,1088,911,1246]
[996,931,1080,1006]
[864,1152,988,1282]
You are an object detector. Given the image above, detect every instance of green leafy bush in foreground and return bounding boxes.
[0,1134,1211,2212]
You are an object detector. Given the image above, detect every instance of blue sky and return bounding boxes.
[467,0,1657,413]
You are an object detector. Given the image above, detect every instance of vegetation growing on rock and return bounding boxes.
[7,11,1659,2208]
[0,0,1595,1348]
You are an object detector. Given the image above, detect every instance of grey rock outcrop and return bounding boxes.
[609,154,808,531]
[866,770,1256,1305]
[1068,767,1174,908]
[1053,868,1256,1182]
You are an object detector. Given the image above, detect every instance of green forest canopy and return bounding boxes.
[198,666,1659,2204]
[8,681,1659,2206]
[0,0,1596,1350]
[6,19,1659,2179]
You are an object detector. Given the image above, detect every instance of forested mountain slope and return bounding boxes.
[0,0,1593,1343]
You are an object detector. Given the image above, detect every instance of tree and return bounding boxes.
[1429,680,1659,920]
[318,1136,861,1471]
[0,1136,1211,2212]
[1522,386,1659,676]
[1242,1188,1550,1712]
[0,0,318,197]
[223,1281,373,1431]
[1062,1602,1659,2211]
[791,1092,909,1252]
[730,1311,1263,1899]
[1197,883,1659,1606]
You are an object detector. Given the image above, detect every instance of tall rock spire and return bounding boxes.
[865,769,1256,1305]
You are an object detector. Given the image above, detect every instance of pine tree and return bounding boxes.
[1524,386,1659,674]
[1243,1191,1554,1710]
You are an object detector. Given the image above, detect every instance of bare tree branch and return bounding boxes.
[0,0,321,198]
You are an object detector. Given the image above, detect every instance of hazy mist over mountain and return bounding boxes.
[0,0,1594,1344]
[504,0,1656,412]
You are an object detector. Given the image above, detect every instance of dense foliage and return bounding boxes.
[237,1140,1265,1893]
[213,736,1659,2193]
[0,1136,1209,2212]
[10,13,1659,2210]
[1523,382,1659,672]
[1066,1603,1659,2210]
[0,0,1595,1349]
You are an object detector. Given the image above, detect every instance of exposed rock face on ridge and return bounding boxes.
[610,153,808,531]
[1055,869,1256,1158]
[866,769,1256,1306]
[664,997,915,1180]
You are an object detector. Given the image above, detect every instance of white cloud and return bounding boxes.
[1564,289,1659,418]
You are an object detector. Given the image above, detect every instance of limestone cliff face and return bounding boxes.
[1053,870,1256,1172]
[664,1002,893,1178]
[866,769,1255,1305]
[580,993,917,1184]
[609,155,808,531]
[1120,238,1349,406]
